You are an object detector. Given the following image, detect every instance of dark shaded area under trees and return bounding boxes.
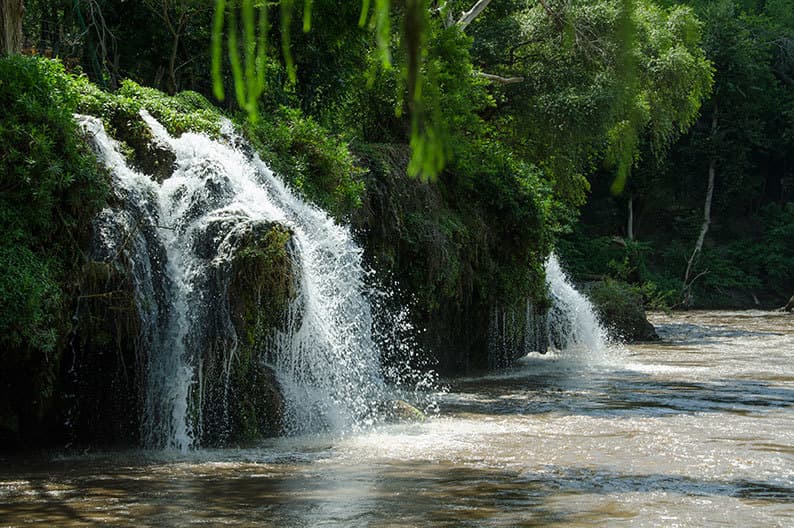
[558,0,794,309]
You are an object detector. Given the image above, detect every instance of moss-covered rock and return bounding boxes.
[65,259,144,445]
[75,78,223,183]
[378,400,426,423]
[194,219,296,446]
[585,279,659,342]
[352,143,550,373]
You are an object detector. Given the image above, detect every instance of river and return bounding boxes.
[1,311,792,527]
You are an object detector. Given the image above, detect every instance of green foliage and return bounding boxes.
[757,203,794,288]
[0,247,61,353]
[465,0,712,200]
[586,278,659,340]
[0,55,108,423]
[357,137,552,320]
[242,106,365,219]
[76,78,221,137]
[564,0,794,308]
[689,203,794,305]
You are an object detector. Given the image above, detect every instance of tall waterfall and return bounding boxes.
[545,253,612,358]
[77,111,399,449]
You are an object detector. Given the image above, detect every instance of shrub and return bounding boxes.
[0,55,108,432]
[242,106,365,219]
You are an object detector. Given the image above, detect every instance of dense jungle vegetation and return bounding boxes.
[0,0,792,444]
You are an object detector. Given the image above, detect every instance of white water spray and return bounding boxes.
[545,253,614,360]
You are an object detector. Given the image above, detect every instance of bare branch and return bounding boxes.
[457,0,494,30]
[476,71,525,84]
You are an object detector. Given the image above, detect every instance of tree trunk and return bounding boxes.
[168,28,181,94]
[457,0,493,30]
[683,107,718,300]
[1,0,24,55]
[627,196,634,241]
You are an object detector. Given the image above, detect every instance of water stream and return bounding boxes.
[1,311,792,526]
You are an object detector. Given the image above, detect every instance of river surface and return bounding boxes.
[1,311,792,527]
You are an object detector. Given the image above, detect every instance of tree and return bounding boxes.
[144,0,211,94]
[1,0,24,54]
[673,0,787,303]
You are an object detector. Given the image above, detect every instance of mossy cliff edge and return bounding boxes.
[0,57,297,448]
[0,56,559,447]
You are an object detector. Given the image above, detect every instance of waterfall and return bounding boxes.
[487,254,612,363]
[545,253,612,358]
[76,111,401,449]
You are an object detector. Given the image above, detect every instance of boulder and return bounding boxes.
[585,279,659,342]
[193,219,297,445]
[378,400,426,423]
[784,295,794,312]
[111,113,177,183]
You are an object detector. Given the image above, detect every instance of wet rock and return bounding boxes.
[377,400,426,423]
[113,116,177,183]
[351,143,549,374]
[66,259,145,445]
[585,279,659,342]
[489,301,548,368]
[194,219,297,445]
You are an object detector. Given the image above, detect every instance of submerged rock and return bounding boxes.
[378,400,426,423]
[585,279,659,342]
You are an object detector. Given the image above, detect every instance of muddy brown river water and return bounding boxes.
[1,311,792,527]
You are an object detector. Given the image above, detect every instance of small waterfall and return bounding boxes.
[77,110,408,449]
[487,254,613,364]
[545,253,612,357]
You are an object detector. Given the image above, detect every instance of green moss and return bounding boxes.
[228,224,295,441]
[352,141,554,372]
[195,222,295,445]
[231,224,295,344]
[72,76,224,181]
[586,279,659,342]
[242,106,365,220]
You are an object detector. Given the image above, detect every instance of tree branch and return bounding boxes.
[476,71,525,84]
[537,0,564,30]
[457,0,493,30]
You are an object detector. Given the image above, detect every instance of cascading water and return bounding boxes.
[544,253,613,359]
[487,254,613,362]
[77,110,408,449]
